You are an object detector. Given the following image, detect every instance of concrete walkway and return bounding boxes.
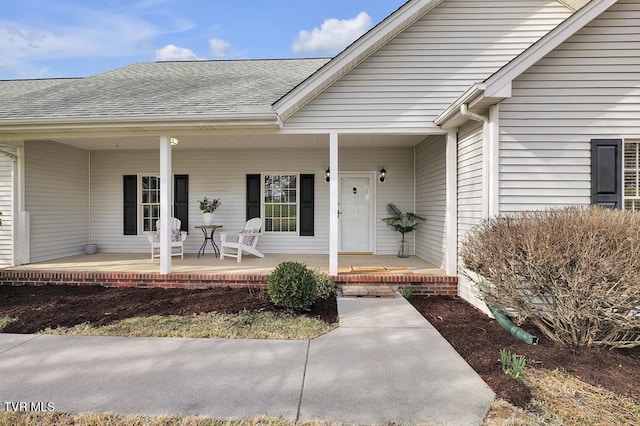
[0,294,494,425]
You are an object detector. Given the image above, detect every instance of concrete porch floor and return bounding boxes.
[4,252,446,276]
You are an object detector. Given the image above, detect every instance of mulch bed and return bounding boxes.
[1,285,639,409]
[0,285,337,334]
[409,296,640,407]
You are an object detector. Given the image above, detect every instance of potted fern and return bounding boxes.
[382,203,426,258]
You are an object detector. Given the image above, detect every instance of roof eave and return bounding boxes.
[0,112,281,140]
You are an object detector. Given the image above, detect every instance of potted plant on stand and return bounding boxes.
[382,203,426,258]
[198,197,221,225]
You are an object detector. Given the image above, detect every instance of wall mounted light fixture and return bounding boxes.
[170,137,179,146]
[325,168,330,183]
[379,167,387,183]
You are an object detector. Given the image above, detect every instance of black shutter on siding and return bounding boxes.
[123,175,138,235]
[299,174,314,236]
[246,174,261,220]
[591,139,622,209]
[173,175,189,232]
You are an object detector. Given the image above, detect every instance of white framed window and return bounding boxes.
[624,140,640,212]
[141,175,161,232]
[263,174,298,233]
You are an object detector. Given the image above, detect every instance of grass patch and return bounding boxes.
[483,368,640,425]
[524,368,640,425]
[41,311,336,340]
[0,412,327,426]
[0,316,16,330]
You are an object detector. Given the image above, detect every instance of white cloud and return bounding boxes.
[0,1,197,77]
[209,38,231,58]
[154,44,201,61]
[292,11,372,54]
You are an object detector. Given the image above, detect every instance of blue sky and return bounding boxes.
[1,0,408,80]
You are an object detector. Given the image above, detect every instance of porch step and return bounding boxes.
[341,285,396,298]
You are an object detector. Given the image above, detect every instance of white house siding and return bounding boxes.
[457,121,485,304]
[25,141,89,262]
[340,148,416,255]
[499,0,640,213]
[89,146,414,255]
[284,0,572,129]
[415,135,446,267]
[0,152,14,266]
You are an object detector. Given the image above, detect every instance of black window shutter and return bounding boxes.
[591,139,622,209]
[123,175,138,235]
[246,174,261,220]
[173,174,189,232]
[300,174,315,236]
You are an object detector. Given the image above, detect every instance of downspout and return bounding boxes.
[460,104,491,219]
[460,104,489,127]
[459,109,534,343]
[488,305,539,345]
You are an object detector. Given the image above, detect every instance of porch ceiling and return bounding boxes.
[40,133,431,151]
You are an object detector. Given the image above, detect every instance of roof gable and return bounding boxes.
[436,0,619,127]
[274,0,591,123]
[280,0,576,130]
[273,0,445,121]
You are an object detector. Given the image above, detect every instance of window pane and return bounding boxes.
[264,174,298,233]
[141,175,161,233]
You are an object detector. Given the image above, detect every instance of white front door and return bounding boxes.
[339,174,374,253]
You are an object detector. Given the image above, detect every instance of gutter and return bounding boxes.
[435,83,485,127]
[0,111,282,140]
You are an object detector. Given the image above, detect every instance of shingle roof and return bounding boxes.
[0,78,79,102]
[0,59,330,120]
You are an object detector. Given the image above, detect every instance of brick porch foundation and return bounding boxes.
[0,270,458,296]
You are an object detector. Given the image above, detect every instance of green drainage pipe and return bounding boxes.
[488,305,539,345]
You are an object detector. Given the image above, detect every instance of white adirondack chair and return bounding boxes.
[147,217,187,260]
[220,217,264,262]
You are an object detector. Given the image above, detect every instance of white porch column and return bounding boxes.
[159,136,173,274]
[445,130,458,276]
[13,142,27,265]
[329,132,339,275]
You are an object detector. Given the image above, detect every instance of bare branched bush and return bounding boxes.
[461,206,640,348]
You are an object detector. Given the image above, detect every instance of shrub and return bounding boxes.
[461,206,640,348]
[313,270,336,300]
[268,262,319,311]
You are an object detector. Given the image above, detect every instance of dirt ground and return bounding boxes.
[0,285,337,334]
[1,285,639,409]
